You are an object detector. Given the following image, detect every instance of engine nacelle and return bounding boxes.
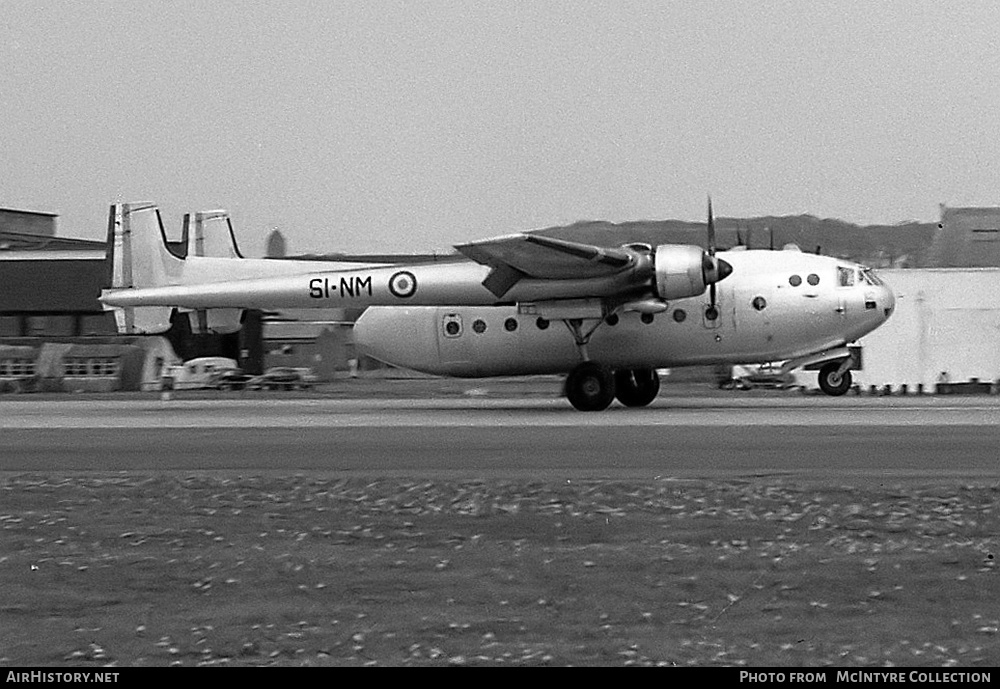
[652,244,732,300]
[653,245,708,300]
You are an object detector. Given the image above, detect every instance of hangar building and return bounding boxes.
[0,207,261,391]
[852,205,1000,392]
[928,205,1000,267]
[854,268,1000,391]
[0,208,115,338]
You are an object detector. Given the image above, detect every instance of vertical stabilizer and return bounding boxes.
[186,209,244,260]
[183,209,244,334]
[105,202,182,334]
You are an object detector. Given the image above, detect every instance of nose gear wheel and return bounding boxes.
[818,359,852,396]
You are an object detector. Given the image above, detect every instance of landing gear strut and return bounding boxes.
[557,315,667,410]
[561,317,618,411]
[818,359,852,396]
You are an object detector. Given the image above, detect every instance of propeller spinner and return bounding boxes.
[704,197,732,320]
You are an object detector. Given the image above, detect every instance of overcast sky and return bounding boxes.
[3,1,999,255]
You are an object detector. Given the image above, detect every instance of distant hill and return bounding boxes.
[531,216,937,268]
[293,215,938,268]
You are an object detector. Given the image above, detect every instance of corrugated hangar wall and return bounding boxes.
[854,268,1000,390]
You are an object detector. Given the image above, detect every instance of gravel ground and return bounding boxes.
[2,473,998,666]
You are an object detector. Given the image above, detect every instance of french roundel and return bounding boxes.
[388,270,418,298]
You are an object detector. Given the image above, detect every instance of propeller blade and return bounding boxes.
[707,197,718,318]
[707,197,716,256]
[700,200,735,322]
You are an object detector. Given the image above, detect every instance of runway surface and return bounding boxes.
[3,394,998,479]
[3,389,999,666]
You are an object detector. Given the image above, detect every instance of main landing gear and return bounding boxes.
[565,361,616,411]
[559,316,661,411]
[564,363,662,411]
[614,368,661,407]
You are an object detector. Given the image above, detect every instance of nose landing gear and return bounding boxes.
[818,359,853,396]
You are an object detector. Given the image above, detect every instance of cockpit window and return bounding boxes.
[837,266,856,287]
[860,268,883,286]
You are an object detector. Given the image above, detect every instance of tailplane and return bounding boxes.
[105,202,183,334]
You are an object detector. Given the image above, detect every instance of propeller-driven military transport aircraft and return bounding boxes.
[100,201,895,410]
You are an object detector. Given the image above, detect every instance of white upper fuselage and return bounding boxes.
[353,249,896,376]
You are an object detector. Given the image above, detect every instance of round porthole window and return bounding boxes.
[605,314,619,326]
[752,296,767,311]
[807,273,820,286]
[641,313,654,324]
[536,317,549,330]
[789,275,802,287]
[504,317,518,332]
[672,309,686,323]
[445,320,461,336]
[472,319,487,334]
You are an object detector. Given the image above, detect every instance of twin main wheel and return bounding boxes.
[565,362,616,411]
[614,368,661,407]
[565,363,660,411]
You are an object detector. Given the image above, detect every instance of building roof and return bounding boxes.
[927,205,1000,267]
[0,230,106,254]
[0,208,58,218]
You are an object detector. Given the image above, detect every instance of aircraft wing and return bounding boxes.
[456,233,636,297]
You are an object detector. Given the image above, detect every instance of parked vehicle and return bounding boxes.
[247,366,317,391]
[210,367,254,391]
[165,357,240,390]
[721,363,798,390]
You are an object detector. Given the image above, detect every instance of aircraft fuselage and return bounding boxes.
[98,202,896,408]
[354,249,895,376]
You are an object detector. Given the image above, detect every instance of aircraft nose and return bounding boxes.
[880,283,896,320]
